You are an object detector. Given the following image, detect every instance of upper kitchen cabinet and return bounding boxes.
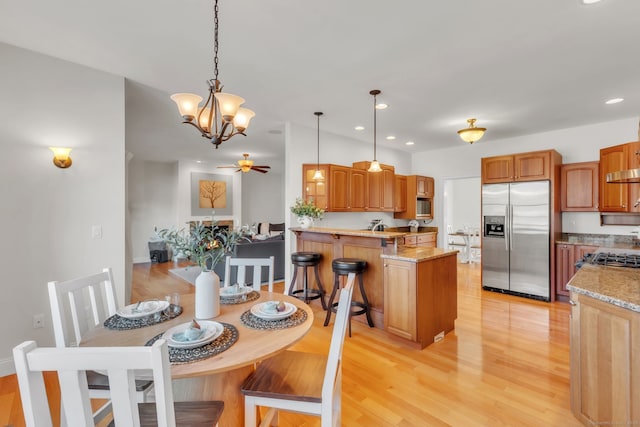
[599,142,640,213]
[482,150,561,184]
[353,161,395,212]
[302,164,366,212]
[561,161,599,211]
[394,175,407,212]
[394,175,435,220]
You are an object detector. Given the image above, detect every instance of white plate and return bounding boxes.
[117,300,169,319]
[220,285,252,298]
[162,321,224,349]
[250,302,296,320]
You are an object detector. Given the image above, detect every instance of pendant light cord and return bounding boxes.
[314,111,323,170]
[373,92,377,161]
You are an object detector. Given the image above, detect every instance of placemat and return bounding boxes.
[220,290,260,305]
[240,308,308,330]
[103,305,183,330]
[145,323,238,364]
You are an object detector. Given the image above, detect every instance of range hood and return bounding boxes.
[606,168,640,183]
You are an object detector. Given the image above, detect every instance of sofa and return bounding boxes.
[209,235,285,285]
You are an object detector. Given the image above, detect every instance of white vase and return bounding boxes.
[297,216,313,229]
[194,270,220,319]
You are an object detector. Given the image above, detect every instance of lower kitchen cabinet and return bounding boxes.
[383,253,457,349]
[555,243,597,299]
[403,232,437,248]
[570,292,640,425]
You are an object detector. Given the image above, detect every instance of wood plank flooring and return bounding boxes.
[1,260,582,426]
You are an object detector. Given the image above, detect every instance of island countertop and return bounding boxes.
[381,246,458,262]
[567,264,640,312]
[289,226,409,239]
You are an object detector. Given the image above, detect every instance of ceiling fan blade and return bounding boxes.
[217,165,238,168]
[252,167,270,173]
[252,165,271,169]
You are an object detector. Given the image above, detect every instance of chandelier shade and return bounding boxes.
[457,118,486,144]
[170,0,254,149]
[368,90,383,173]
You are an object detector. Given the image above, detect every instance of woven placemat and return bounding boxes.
[104,305,183,330]
[145,323,238,365]
[220,290,260,305]
[240,308,308,330]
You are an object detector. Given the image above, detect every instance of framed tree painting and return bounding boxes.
[190,172,233,216]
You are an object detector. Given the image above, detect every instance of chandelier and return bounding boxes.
[457,118,486,144]
[170,0,254,149]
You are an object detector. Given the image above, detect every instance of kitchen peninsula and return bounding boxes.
[291,226,458,348]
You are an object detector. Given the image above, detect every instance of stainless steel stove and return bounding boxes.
[588,252,640,268]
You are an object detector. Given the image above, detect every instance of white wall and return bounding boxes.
[414,117,640,245]
[444,177,482,232]
[0,43,126,374]
[241,171,285,227]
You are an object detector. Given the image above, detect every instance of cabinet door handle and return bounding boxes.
[569,300,576,306]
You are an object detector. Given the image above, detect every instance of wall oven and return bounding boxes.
[416,197,432,218]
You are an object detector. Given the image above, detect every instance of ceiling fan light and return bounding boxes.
[170,93,203,121]
[233,107,255,131]
[457,118,486,144]
[214,92,244,121]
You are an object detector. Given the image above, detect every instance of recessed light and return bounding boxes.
[581,0,602,4]
[405,141,415,146]
[375,103,388,110]
[354,126,365,131]
[386,136,396,140]
[605,98,624,104]
[196,160,203,163]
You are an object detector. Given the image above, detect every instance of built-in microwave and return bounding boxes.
[416,197,432,218]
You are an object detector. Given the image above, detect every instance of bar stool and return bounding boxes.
[324,258,374,336]
[288,252,327,310]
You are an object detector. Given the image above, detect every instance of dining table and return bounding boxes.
[81,291,314,426]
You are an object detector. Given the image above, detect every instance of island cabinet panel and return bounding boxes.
[561,162,599,211]
[570,292,640,426]
[343,244,385,319]
[383,254,457,349]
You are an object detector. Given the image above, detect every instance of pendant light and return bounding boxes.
[457,118,486,144]
[170,0,254,149]
[368,90,382,172]
[312,112,324,180]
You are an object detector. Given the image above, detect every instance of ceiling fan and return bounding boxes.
[217,153,271,174]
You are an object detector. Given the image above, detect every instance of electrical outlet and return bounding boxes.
[33,313,45,329]
[434,331,445,343]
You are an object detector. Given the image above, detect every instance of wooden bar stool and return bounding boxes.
[324,258,374,336]
[288,252,327,310]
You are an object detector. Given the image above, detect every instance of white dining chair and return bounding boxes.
[241,273,355,427]
[13,339,224,427]
[47,267,154,422]
[224,256,275,292]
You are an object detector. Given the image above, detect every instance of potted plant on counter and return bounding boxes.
[157,221,248,319]
[290,197,324,229]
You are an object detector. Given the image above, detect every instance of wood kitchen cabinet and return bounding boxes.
[555,243,597,299]
[599,141,640,213]
[303,163,329,210]
[394,175,435,220]
[383,253,457,349]
[481,150,561,184]
[352,161,395,212]
[302,164,366,212]
[404,233,437,248]
[561,161,599,211]
[394,175,407,212]
[570,292,640,425]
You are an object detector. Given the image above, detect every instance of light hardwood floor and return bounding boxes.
[2,260,582,427]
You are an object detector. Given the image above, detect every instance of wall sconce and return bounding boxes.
[49,147,72,168]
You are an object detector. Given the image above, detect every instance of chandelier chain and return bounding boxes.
[213,0,219,81]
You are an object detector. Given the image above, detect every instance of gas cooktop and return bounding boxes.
[588,252,640,268]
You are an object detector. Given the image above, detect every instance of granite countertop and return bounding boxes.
[567,264,640,313]
[380,247,458,263]
[290,226,440,239]
[556,233,638,250]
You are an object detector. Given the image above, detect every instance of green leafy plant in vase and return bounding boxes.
[290,197,324,228]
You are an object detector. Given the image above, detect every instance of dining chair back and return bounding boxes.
[241,273,355,427]
[223,256,275,292]
[47,267,153,422]
[13,339,224,427]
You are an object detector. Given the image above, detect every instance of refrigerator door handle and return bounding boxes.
[505,204,509,251]
[509,204,514,251]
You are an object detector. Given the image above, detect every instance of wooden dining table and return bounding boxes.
[81,291,314,426]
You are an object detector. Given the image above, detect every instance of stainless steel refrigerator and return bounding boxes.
[481,181,550,301]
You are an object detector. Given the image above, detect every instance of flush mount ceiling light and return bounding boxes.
[581,0,602,4]
[170,0,254,149]
[313,112,324,180]
[605,98,624,104]
[368,90,383,173]
[457,118,486,144]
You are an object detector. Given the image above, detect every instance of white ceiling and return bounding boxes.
[1,0,639,170]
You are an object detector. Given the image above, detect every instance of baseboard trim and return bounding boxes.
[133,257,151,264]
[0,356,15,376]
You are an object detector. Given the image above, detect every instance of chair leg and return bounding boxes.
[323,273,339,326]
[314,265,327,310]
[358,274,374,327]
[287,267,299,296]
[245,396,258,427]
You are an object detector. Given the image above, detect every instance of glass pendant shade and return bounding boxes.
[170,93,203,120]
[214,92,244,121]
[233,108,255,131]
[457,118,486,144]
[312,169,324,180]
[368,160,382,172]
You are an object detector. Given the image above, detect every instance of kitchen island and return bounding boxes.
[567,264,640,426]
[292,227,458,348]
